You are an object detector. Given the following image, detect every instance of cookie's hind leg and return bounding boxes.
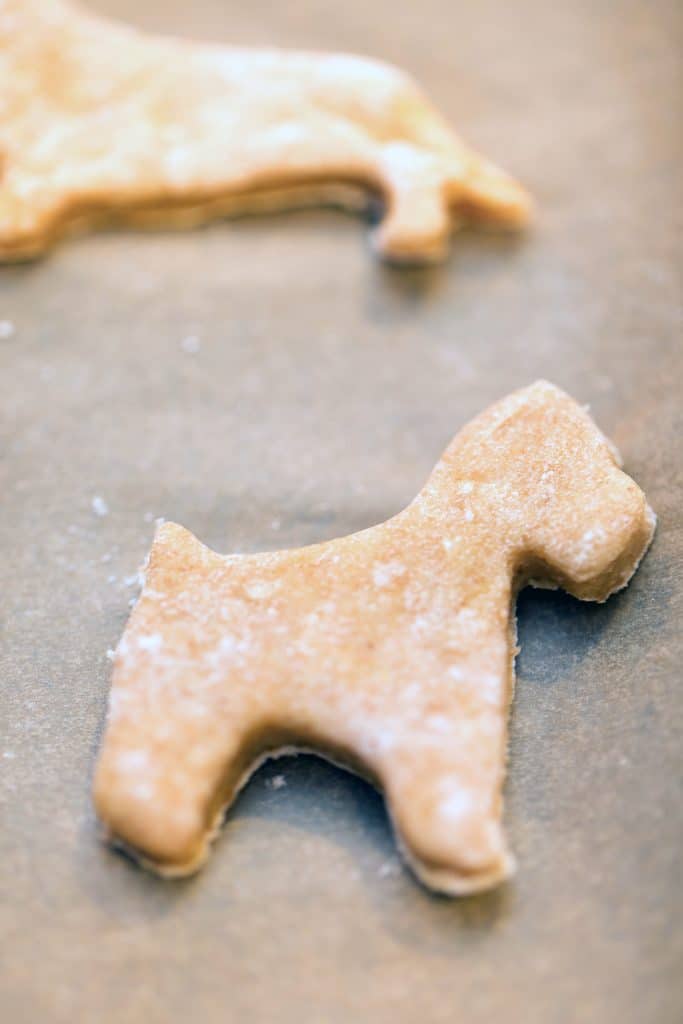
[0,162,60,261]
[93,523,265,875]
[93,644,262,877]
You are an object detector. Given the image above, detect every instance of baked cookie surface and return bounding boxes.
[0,0,531,262]
[94,382,655,894]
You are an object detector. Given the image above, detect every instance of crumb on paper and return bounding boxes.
[180,334,201,354]
[0,320,15,339]
[106,648,116,662]
[92,495,109,518]
[377,860,400,879]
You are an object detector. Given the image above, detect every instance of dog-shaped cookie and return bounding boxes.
[94,382,655,894]
[0,0,531,262]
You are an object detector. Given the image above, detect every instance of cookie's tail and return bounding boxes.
[455,155,533,228]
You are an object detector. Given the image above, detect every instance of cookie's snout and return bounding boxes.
[525,465,655,603]
[560,482,654,602]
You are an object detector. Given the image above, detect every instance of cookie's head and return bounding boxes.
[441,381,655,600]
[500,381,656,601]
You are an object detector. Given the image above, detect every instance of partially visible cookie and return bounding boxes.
[93,382,655,894]
[0,0,531,263]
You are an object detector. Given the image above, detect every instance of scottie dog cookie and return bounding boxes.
[94,382,654,894]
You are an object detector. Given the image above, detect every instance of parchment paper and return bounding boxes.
[1,1,681,1021]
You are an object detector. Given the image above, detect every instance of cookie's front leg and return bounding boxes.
[380,723,514,894]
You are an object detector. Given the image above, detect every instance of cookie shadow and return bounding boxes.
[514,569,664,687]
[364,224,528,324]
[227,753,513,951]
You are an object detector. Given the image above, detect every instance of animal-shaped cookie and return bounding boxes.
[0,0,531,263]
[94,382,655,894]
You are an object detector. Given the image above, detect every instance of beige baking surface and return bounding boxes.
[0,1,681,1022]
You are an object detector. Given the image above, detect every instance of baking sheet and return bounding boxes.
[1,1,681,1021]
